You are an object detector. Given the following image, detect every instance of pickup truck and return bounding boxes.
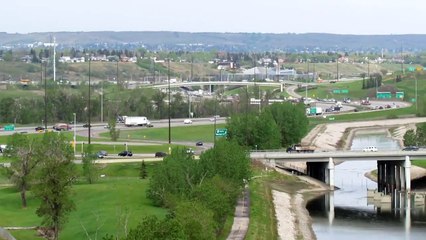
[286,144,315,153]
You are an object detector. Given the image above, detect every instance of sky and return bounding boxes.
[1,0,424,35]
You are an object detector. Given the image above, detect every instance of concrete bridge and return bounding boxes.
[149,80,316,92]
[250,150,426,194]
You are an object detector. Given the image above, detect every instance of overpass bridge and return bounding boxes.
[250,150,426,194]
[148,80,316,92]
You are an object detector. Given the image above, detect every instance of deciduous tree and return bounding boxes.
[32,132,77,240]
[5,133,39,208]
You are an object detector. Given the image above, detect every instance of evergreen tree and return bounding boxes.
[140,160,148,179]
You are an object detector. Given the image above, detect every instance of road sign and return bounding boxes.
[215,128,228,137]
[4,124,15,131]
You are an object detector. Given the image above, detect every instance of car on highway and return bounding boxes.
[186,148,194,154]
[155,151,167,157]
[0,144,7,153]
[196,141,203,146]
[362,146,378,152]
[118,150,133,157]
[146,123,154,128]
[209,115,220,122]
[35,126,45,132]
[183,119,192,124]
[83,123,92,128]
[97,150,108,158]
[402,146,419,151]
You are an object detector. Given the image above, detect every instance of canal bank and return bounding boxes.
[267,117,426,240]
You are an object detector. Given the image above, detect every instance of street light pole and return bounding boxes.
[43,61,47,130]
[88,55,91,145]
[168,58,171,144]
[100,80,104,123]
[214,93,217,145]
[73,113,76,154]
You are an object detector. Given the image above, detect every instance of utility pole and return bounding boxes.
[88,55,91,145]
[116,60,119,87]
[367,59,370,78]
[214,93,217,145]
[190,55,193,82]
[100,80,104,123]
[168,59,171,144]
[400,44,404,75]
[53,36,56,82]
[336,58,339,81]
[43,60,47,130]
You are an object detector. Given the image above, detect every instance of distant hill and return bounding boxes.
[1,31,426,53]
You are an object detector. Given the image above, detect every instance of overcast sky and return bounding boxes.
[1,0,424,35]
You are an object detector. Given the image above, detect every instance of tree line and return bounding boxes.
[0,84,281,125]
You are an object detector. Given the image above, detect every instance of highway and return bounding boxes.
[0,117,227,137]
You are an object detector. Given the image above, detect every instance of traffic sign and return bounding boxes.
[215,128,228,137]
[4,124,15,131]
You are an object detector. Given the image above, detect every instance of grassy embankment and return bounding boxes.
[305,72,426,102]
[0,162,167,240]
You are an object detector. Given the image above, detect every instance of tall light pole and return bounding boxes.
[167,58,171,144]
[336,58,339,81]
[116,60,119,86]
[73,113,76,154]
[100,80,104,123]
[88,55,92,145]
[214,93,217,145]
[43,60,47,130]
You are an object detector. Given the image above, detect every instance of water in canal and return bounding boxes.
[306,130,426,240]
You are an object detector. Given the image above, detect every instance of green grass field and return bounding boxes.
[0,162,167,240]
[100,123,226,142]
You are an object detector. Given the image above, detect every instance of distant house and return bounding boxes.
[217,61,234,70]
[20,55,32,63]
[20,79,32,86]
[58,56,71,63]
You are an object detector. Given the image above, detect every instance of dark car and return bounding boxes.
[118,150,133,157]
[402,146,419,151]
[97,150,108,158]
[196,141,203,146]
[155,151,167,157]
[35,126,45,132]
[83,123,92,128]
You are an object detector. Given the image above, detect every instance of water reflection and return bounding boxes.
[307,131,426,240]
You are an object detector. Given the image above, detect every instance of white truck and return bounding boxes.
[124,116,150,127]
[306,107,323,116]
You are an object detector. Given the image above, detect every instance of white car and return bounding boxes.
[183,119,193,124]
[362,146,378,152]
[209,115,220,122]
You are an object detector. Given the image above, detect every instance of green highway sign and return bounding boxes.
[215,128,228,137]
[4,124,15,131]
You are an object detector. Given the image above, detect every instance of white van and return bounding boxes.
[362,146,378,152]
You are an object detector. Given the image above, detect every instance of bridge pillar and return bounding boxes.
[400,162,406,190]
[377,161,385,192]
[390,162,396,195]
[386,162,392,195]
[404,156,411,192]
[395,164,401,191]
[327,157,335,189]
[280,84,283,92]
